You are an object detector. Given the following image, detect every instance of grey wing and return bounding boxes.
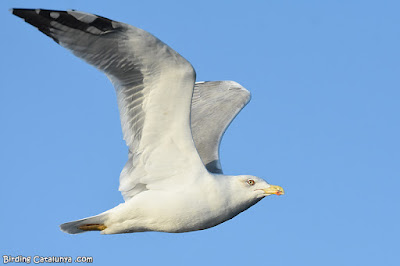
[191,81,251,174]
[13,9,205,201]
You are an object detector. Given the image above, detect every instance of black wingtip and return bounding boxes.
[11,8,36,17]
[11,8,61,44]
[12,8,121,37]
[11,8,38,20]
[10,8,22,17]
[9,8,23,15]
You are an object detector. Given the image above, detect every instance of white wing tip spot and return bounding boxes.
[67,10,97,24]
[50,12,60,19]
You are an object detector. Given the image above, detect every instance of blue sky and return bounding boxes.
[1,0,399,265]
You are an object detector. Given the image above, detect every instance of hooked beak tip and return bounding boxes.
[262,185,285,196]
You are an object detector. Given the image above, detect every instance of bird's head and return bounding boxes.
[233,175,284,200]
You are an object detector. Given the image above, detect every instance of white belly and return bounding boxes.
[101,188,251,234]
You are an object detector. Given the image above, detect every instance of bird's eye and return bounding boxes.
[247,179,255,186]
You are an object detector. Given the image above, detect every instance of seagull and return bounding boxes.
[12,8,284,234]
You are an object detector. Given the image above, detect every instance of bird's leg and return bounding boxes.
[78,224,107,231]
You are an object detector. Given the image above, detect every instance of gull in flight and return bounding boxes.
[12,8,284,234]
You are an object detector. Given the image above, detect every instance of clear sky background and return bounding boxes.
[1,0,399,265]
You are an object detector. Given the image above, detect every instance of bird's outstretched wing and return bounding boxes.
[191,81,250,174]
[12,9,208,201]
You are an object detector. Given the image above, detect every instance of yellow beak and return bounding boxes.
[262,185,285,196]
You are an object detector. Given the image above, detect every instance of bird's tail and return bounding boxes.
[60,212,109,234]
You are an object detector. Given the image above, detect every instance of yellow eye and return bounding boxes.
[247,179,255,186]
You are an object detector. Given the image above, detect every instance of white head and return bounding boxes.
[214,175,284,219]
[232,175,284,199]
